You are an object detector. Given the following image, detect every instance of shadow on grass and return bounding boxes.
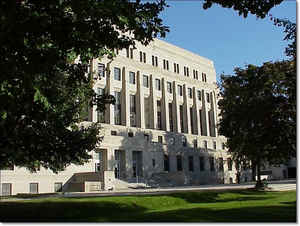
[133,204,297,222]
[167,190,271,204]
[0,200,147,222]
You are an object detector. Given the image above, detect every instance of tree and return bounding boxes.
[218,15,296,188]
[203,0,284,18]
[0,0,168,173]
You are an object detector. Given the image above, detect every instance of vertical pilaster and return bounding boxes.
[193,87,200,135]
[121,67,130,126]
[183,84,191,134]
[106,62,114,124]
[173,81,181,133]
[136,71,145,128]
[149,74,157,129]
[201,90,209,136]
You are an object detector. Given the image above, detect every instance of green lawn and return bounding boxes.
[0,190,296,222]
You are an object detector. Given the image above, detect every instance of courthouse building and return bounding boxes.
[2,39,287,195]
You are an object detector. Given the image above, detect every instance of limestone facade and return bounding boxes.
[1,39,289,195]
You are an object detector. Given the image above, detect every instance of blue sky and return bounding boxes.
[159,1,296,82]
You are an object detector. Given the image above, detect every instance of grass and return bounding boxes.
[0,190,296,222]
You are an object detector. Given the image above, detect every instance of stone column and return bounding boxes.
[193,87,200,135]
[149,74,157,129]
[121,67,130,126]
[183,84,191,134]
[161,78,169,131]
[136,71,145,128]
[173,81,181,133]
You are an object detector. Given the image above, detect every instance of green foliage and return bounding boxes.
[219,61,296,175]
[203,0,284,18]
[0,0,168,172]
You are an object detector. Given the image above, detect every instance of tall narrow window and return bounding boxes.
[143,52,146,63]
[114,67,121,81]
[190,107,194,134]
[174,63,177,73]
[167,82,172,93]
[197,90,201,101]
[182,136,187,147]
[130,94,136,127]
[166,60,169,70]
[210,157,215,171]
[139,51,143,62]
[188,88,192,98]
[157,100,162,130]
[114,91,121,125]
[169,102,173,132]
[193,139,197,148]
[163,59,166,69]
[218,158,224,172]
[126,48,129,58]
[199,109,205,135]
[97,88,105,123]
[143,75,149,88]
[98,63,105,77]
[199,156,205,171]
[177,64,179,74]
[177,155,182,171]
[189,156,194,171]
[178,85,183,96]
[155,78,161,91]
[213,141,217,149]
[227,158,232,171]
[203,140,208,149]
[155,56,158,67]
[144,97,150,129]
[130,48,133,59]
[164,154,169,172]
[180,105,184,133]
[206,93,210,102]
[152,55,155,66]
[129,71,135,84]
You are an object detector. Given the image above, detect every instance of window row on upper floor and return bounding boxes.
[114,48,209,82]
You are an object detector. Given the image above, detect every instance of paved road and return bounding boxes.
[1,180,295,201]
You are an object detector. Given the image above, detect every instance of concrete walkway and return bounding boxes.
[61,179,296,198]
[1,180,295,201]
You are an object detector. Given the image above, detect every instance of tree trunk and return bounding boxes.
[251,161,256,181]
[255,158,264,189]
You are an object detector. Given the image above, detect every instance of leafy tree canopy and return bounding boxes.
[0,0,168,173]
[203,0,284,18]
[218,18,296,185]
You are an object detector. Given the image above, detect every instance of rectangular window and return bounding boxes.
[152,55,155,66]
[152,159,156,168]
[168,102,173,132]
[114,67,121,81]
[2,183,12,196]
[155,56,158,67]
[157,100,162,130]
[206,93,210,102]
[163,59,166,69]
[186,67,189,77]
[202,73,207,82]
[219,158,224,172]
[126,48,129,58]
[188,88,192,98]
[203,140,208,149]
[166,60,169,70]
[130,48,133,59]
[144,97,150,129]
[143,75,149,88]
[158,136,163,144]
[174,63,177,73]
[182,136,187,147]
[213,141,217,149]
[177,155,183,171]
[155,78,161,91]
[193,139,197,148]
[129,71,135,84]
[184,66,186,76]
[98,63,105,77]
[178,85,183,96]
[199,157,205,171]
[114,91,121,125]
[97,88,105,123]
[143,52,146,63]
[197,90,201,101]
[139,51,143,62]
[167,82,172,93]
[164,154,169,171]
[132,151,143,177]
[29,183,39,194]
[111,130,117,136]
[189,156,194,171]
[54,182,63,192]
[227,158,232,171]
[210,157,215,171]
[130,94,136,127]
[177,64,179,74]
[180,105,184,133]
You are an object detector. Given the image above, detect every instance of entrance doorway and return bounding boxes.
[132,151,143,178]
[114,150,126,179]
